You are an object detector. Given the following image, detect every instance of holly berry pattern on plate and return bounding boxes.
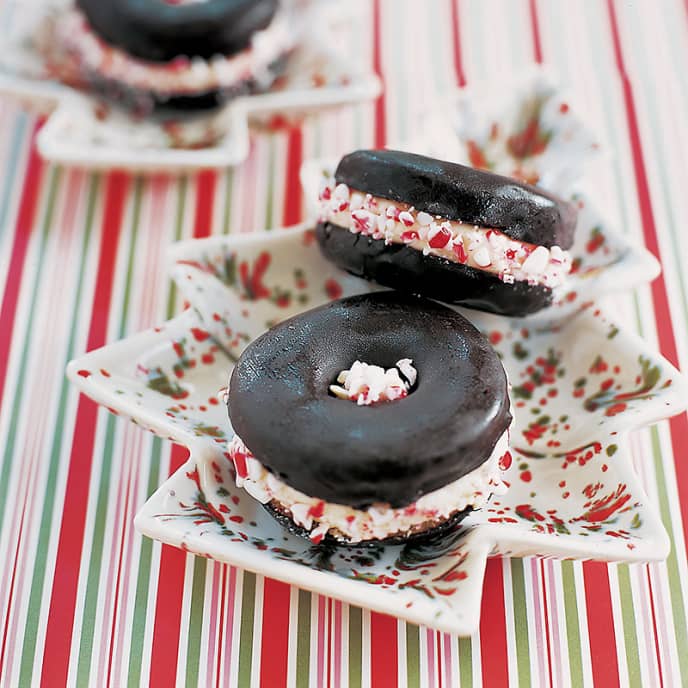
[68,223,688,635]
[399,69,603,198]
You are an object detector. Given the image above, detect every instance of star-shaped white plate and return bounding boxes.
[67,222,688,635]
[0,0,379,171]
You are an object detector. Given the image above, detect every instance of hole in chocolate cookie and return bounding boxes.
[329,358,417,405]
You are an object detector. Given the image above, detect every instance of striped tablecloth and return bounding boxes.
[1,1,687,686]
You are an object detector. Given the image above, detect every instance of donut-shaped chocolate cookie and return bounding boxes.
[76,0,279,62]
[227,291,511,509]
[316,150,577,316]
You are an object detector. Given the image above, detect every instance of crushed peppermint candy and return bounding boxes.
[49,8,294,96]
[317,178,572,289]
[227,429,511,543]
[329,359,416,405]
[218,386,229,406]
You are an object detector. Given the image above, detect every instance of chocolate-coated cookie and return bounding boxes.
[227,291,511,508]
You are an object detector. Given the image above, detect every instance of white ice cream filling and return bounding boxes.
[329,358,416,405]
[50,8,294,95]
[318,181,572,289]
[227,430,511,544]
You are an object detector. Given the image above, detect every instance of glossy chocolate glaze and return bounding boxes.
[316,222,552,316]
[77,0,278,62]
[335,149,577,249]
[228,291,511,508]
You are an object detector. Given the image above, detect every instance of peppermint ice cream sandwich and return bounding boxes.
[49,0,293,117]
[226,292,512,545]
[316,150,578,316]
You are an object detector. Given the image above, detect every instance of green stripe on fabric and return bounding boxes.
[458,636,472,688]
[221,171,233,235]
[616,564,642,686]
[0,167,61,531]
[75,412,118,686]
[166,177,188,316]
[183,556,208,688]
[116,179,143,341]
[11,168,64,688]
[236,571,257,686]
[312,117,322,160]
[265,136,276,230]
[405,624,420,688]
[632,298,646,339]
[127,434,163,688]
[76,178,143,687]
[650,425,688,683]
[347,606,362,688]
[295,590,312,688]
[510,559,532,686]
[560,561,584,687]
[0,113,29,235]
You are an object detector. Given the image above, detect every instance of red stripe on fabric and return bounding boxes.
[40,171,129,688]
[646,567,665,688]
[449,0,466,87]
[0,511,28,677]
[528,0,543,64]
[259,579,291,688]
[0,137,43,409]
[327,599,333,688]
[215,566,227,688]
[105,457,135,688]
[193,170,217,238]
[540,560,554,688]
[479,559,509,686]
[333,600,341,688]
[370,613,398,688]
[436,631,443,688]
[372,0,386,147]
[605,0,688,551]
[282,127,304,226]
[149,445,189,688]
[582,562,620,687]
